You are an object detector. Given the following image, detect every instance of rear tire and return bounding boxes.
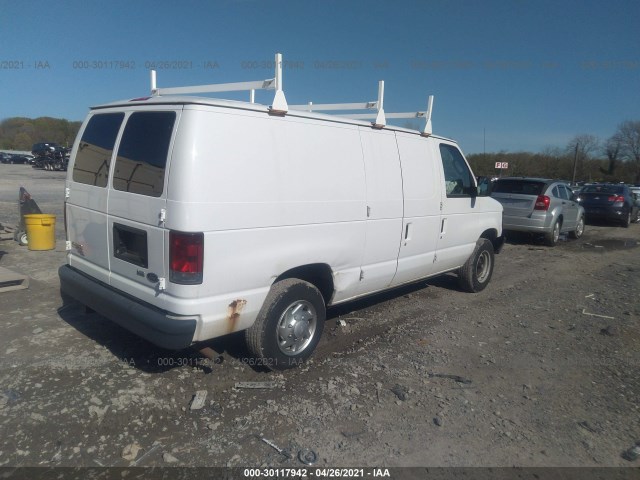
[569,216,584,239]
[622,211,631,228]
[545,219,562,246]
[458,238,495,293]
[245,279,325,371]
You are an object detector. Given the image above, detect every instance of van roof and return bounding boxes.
[91,95,455,143]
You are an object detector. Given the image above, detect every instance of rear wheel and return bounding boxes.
[622,211,631,228]
[245,279,325,371]
[569,216,584,239]
[458,238,495,293]
[545,219,562,246]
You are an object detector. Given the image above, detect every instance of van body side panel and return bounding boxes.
[355,128,403,296]
[168,107,366,228]
[390,133,441,286]
[184,222,365,341]
[165,106,367,335]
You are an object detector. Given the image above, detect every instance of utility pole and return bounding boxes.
[571,141,579,185]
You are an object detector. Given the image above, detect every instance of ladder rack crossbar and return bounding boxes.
[154,79,275,96]
[151,53,288,112]
[289,102,378,112]
[338,111,426,120]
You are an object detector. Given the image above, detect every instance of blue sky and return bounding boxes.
[1,0,638,154]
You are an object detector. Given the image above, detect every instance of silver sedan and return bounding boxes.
[491,177,585,246]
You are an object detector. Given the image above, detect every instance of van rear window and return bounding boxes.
[582,185,623,194]
[113,111,176,197]
[73,113,124,187]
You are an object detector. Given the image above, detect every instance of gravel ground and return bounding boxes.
[0,164,639,470]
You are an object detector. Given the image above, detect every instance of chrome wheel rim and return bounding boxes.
[276,300,317,356]
[476,250,492,283]
[576,218,584,237]
[553,222,560,242]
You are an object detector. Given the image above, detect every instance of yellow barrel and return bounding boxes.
[24,214,57,251]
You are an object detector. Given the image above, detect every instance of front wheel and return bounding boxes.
[458,238,495,293]
[245,279,326,371]
[569,216,585,239]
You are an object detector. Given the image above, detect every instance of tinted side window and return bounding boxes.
[439,144,474,197]
[113,111,176,197]
[558,185,570,200]
[72,113,124,187]
[552,186,560,198]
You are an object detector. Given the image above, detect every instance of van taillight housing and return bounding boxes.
[169,231,203,284]
[534,195,551,211]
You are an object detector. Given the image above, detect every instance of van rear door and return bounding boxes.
[67,112,125,284]
[107,109,180,295]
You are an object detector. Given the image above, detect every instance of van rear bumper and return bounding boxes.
[59,265,197,350]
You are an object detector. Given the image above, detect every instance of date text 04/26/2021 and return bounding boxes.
[242,468,391,478]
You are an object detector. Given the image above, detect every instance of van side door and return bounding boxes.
[434,142,480,272]
[389,132,442,287]
[355,128,404,295]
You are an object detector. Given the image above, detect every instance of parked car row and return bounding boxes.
[489,177,640,246]
[0,152,34,164]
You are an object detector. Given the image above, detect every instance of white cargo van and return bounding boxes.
[59,54,504,370]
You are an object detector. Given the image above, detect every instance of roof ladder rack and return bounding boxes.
[148,52,433,135]
[290,81,434,136]
[150,53,288,113]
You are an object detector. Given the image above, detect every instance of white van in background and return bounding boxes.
[59,54,504,370]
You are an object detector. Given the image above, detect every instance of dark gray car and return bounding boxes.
[491,178,585,246]
[578,184,639,227]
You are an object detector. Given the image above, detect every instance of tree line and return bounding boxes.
[0,117,81,151]
[468,120,640,184]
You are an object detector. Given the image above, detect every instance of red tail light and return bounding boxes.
[608,195,625,204]
[169,231,203,284]
[534,195,550,211]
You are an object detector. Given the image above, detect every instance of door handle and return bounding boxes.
[404,222,412,245]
